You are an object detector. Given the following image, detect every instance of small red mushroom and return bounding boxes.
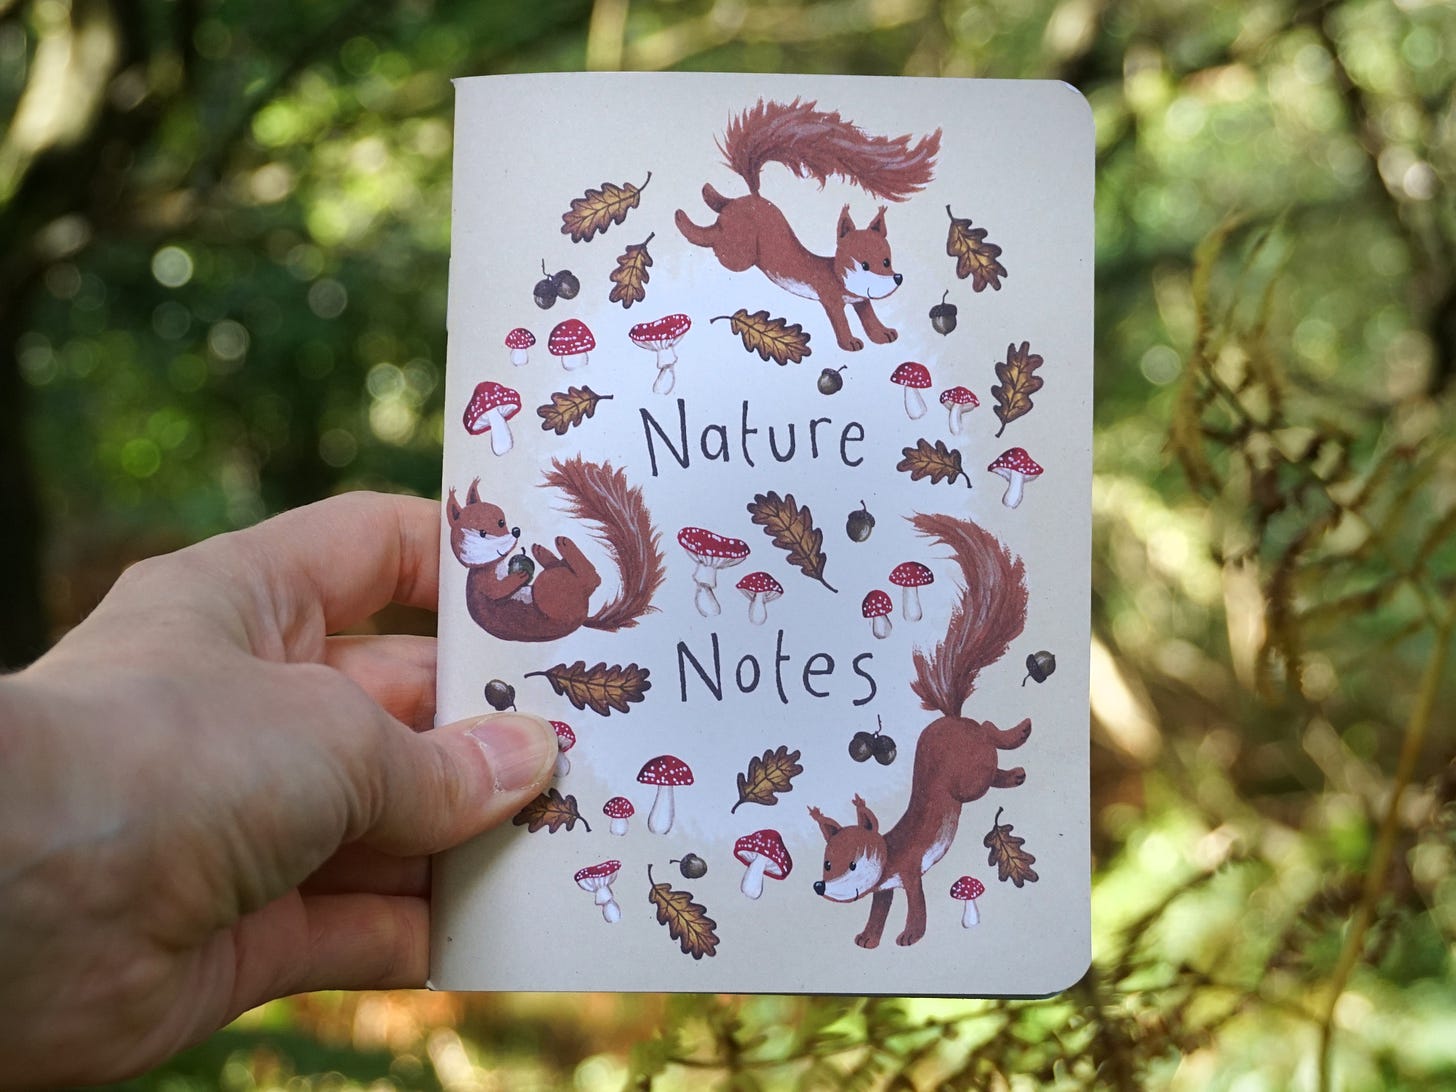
[504,327,535,366]
[988,447,1043,508]
[637,754,693,835]
[551,721,576,778]
[603,796,634,836]
[890,361,932,420]
[940,386,979,433]
[677,527,750,617]
[548,318,595,370]
[950,875,985,927]
[862,589,893,640]
[629,313,692,395]
[575,860,622,923]
[888,561,934,622]
[735,571,783,625]
[462,381,523,456]
[734,829,792,899]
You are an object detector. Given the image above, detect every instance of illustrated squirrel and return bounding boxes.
[674,99,940,352]
[810,513,1030,948]
[446,456,665,644]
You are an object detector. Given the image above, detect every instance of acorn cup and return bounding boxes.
[930,290,958,335]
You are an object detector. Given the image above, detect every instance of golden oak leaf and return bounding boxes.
[524,660,651,716]
[710,309,812,365]
[560,172,651,243]
[983,806,1039,887]
[945,204,1007,292]
[512,788,590,833]
[991,340,1045,438]
[731,745,803,813]
[746,491,837,593]
[647,865,719,959]
[536,386,614,436]
[896,439,972,488]
[608,233,654,308]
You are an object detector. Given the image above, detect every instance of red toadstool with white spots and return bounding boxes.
[548,318,595,370]
[940,386,978,433]
[950,875,985,927]
[988,447,1043,508]
[888,561,934,622]
[505,327,535,366]
[734,829,792,899]
[637,754,693,835]
[603,796,634,836]
[862,589,893,639]
[736,571,783,625]
[575,860,622,923]
[677,527,750,617]
[551,721,575,778]
[890,361,932,420]
[462,381,522,456]
[629,313,692,395]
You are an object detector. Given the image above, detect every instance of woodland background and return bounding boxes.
[2,0,1453,1088]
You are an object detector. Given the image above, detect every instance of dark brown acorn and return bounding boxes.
[817,365,847,394]
[533,259,559,309]
[846,500,875,543]
[507,547,535,583]
[1022,650,1056,685]
[672,854,708,879]
[553,268,580,300]
[929,289,958,335]
[849,731,874,763]
[484,679,517,711]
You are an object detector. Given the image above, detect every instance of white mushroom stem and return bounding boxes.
[960,898,980,927]
[595,885,621,923]
[562,351,589,370]
[653,360,676,395]
[904,385,927,419]
[609,816,629,836]
[747,593,767,625]
[694,583,721,618]
[654,342,679,367]
[740,855,771,899]
[691,561,719,589]
[902,587,923,622]
[947,404,965,433]
[647,786,675,834]
[998,470,1027,508]
[554,752,571,778]
[511,347,530,366]
[871,614,892,640]
[481,407,514,456]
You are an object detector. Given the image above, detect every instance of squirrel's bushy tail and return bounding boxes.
[910,514,1027,717]
[542,456,665,631]
[719,98,940,201]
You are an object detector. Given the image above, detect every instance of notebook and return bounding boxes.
[430,71,1092,996]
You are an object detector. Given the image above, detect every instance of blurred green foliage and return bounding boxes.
[3,0,1454,1088]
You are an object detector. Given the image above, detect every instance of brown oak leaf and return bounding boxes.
[513,788,591,833]
[991,340,1045,438]
[983,806,1039,887]
[560,172,651,243]
[731,745,804,813]
[945,204,1006,291]
[608,233,654,308]
[537,386,614,436]
[523,661,651,716]
[746,491,837,592]
[647,865,719,959]
[896,439,972,488]
[709,309,812,365]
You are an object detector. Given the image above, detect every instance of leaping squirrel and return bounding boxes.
[810,514,1030,948]
[675,98,940,352]
[447,456,665,644]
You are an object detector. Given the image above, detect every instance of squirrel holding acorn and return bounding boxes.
[810,514,1031,948]
[675,98,940,353]
[447,456,665,644]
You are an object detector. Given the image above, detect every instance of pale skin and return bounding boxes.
[0,492,559,1089]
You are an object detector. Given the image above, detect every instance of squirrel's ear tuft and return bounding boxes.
[447,488,462,523]
[868,206,887,235]
[838,204,856,238]
[466,478,482,506]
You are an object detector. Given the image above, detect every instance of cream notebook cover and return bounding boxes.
[430,72,1092,996]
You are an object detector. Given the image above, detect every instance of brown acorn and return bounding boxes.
[930,290,958,335]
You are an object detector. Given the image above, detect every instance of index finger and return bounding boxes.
[211,491,442,653]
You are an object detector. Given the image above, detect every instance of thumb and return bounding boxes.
[357,710,559,857]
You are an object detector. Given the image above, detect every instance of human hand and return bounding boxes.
[0,492,557,1088]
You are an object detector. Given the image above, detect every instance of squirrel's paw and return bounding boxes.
[854,930,881,949]
[895,925,926,946]
[869,327,898,344]
[838,335,865,352]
